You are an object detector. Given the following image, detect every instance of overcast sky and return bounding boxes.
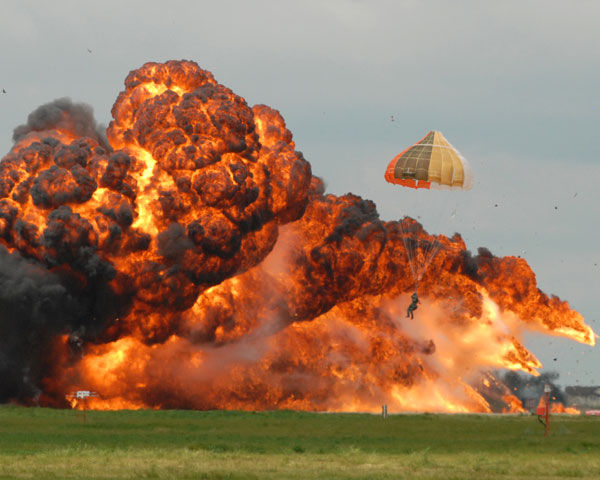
[1,0,599,386]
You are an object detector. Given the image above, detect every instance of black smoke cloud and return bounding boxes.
[12,98,109,150]
[0,246,78,402]
[0,239,123,403]
[502,370,567,406]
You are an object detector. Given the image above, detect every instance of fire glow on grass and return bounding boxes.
[0,61,595,413]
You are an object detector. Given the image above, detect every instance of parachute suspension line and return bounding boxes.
[398,215,445,291]
[417,236,443,282]
[398,216,440,291]
[398,217,419,285]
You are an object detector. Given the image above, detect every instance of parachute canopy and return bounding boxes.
[384,131,473,288]
[385,131,472,190]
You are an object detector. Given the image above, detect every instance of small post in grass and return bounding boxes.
[543,383,551,436]
[536,384,551,436]
[67,390,99,423]
[382,404,388,419]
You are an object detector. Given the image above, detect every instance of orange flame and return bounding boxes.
[502,394,527,414]
[551,403,580,415]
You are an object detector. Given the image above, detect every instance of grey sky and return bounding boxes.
[1,0,599,387]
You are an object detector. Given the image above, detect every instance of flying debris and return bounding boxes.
[87,48,92,53]
[1,89,5,94]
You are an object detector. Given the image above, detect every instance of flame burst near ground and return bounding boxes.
[0,60,594,412]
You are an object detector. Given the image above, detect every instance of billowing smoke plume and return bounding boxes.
[0,244,117,403]
[0,60,594,411]
[12,97,108,149]
[502,371,566,406]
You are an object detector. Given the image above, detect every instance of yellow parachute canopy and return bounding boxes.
[385,131,472,190]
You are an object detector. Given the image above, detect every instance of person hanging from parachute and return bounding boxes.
[406,291,420,319]
[384,130,473,319]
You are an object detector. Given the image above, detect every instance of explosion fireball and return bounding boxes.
[0,60,595,412]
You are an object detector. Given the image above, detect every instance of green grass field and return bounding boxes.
[1,406,599,479]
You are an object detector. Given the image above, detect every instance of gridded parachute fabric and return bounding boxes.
[385,131,473,190]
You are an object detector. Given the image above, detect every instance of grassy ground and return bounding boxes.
[1,406,599,479]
